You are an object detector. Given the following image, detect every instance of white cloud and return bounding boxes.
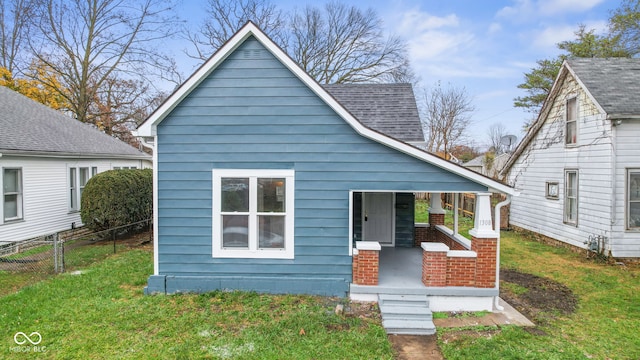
[488,22,502,34]
[408,31,475,61]
[537,0,606,16]
[496,0,606,20]
[396,8,459,34]
[531,25,577,50]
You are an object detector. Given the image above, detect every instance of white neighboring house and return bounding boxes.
[0,86,151,245]
[502,58,640,259]
[463,153,510,179]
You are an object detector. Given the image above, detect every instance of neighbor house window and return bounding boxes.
[69,166,94,211]
[565,97,577,145]
[628,169,640,229]
[3,168,23,221]
[212,169,295,259]
[564,170,578,225]
[546,181,559,199]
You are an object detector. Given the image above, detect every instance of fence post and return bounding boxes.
[113,229,116,254]
[60,237,65,273]
[54,233,58,273]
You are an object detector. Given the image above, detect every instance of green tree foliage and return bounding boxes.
[610,0,640,56]
[80,169,152,232]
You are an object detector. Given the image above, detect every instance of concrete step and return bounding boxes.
[382,319,436,335]
[378,294,436,335]
[379,304,433,321]
[378,294,429,307]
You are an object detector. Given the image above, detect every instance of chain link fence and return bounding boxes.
[0,219,152,274]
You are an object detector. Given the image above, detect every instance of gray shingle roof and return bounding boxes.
[0,86,150,158]
[568,58,640,116]
[322,83,425,142]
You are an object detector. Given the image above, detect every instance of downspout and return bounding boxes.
[493,194,511,311]
[609,117,618,256]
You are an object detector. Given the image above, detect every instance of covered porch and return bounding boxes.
[350,191,508,312]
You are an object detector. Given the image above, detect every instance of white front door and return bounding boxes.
[362,192,394,246]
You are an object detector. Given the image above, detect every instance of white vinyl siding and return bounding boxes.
[508,72,613,251]
[212,169,295,259]
[0,157,147,244]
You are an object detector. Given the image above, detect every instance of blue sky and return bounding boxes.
[176,0,621,148]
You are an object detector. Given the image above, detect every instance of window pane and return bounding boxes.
[80,168,89,186]
[629,202,640,228]
[630,173,640,201]
[4,169,19,193]
[221,178,249,212]
[258,215,285,249]
[4,194,17,219]
[567,98,576,121]
[92,167,98,176]
[566,121,576,144]
[258,178,285,212]
[70,168,76,187]
[222,215,249,248]
[567,198,577,221]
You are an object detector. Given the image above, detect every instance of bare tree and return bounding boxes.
[185,0,287,61]
[28,0,180,126]
[487,122,508,154]
[0,0,37,73]
[289,1,412,84]
[186,0,414,84]
[421,82,474,157]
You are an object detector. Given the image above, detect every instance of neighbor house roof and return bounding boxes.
[322,84,424,143]
[0,86,150,159]
[567,58,640,118]
[502,58,640,175]
[136,21,515,195]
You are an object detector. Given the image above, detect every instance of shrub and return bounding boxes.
[80,169,152,232]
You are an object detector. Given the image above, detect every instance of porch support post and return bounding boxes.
[353,242,381,285]
[469,192,499,288]
[421,242,449,286]
[428,192,446,242]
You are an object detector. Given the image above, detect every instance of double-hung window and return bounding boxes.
[628,169,640,230]
[3,168,23,222]
[69,166,93,211]
[565,97,577,146]
[564,170,578,225]
[213,169,295,259]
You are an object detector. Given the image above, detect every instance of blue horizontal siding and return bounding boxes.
[155,36,486,295]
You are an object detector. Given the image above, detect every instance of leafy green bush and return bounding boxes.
[80,169,152,232]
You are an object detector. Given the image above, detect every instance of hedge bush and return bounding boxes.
[80,169,152,232]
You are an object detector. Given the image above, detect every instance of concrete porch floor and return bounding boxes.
[378,247,423,288]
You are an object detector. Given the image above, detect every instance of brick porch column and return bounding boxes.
[421,242,449,287]
[469,192,499,288]
[428,192,445,242]
[353,241,381,285]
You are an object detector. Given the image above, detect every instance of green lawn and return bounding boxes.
[2,204,639,359]
[0,247,392,359]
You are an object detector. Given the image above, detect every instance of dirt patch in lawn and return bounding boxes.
[500,268,578,326]
[389,334,443,360]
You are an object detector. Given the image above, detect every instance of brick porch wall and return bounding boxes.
[352,247,380,285]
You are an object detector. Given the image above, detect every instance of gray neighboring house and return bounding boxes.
[502,58,640,259]
[0,86,151,245]
[463,153,510,179]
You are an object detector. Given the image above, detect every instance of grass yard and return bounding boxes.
[2,203,639,359]
[0,246,393,359]
[439,228,640,360]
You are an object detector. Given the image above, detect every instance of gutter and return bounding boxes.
[493,194,511,311]
[0,149,150,160]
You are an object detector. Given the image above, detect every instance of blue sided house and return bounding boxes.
[136,22,516,311]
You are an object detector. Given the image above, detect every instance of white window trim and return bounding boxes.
[627,169,640,231]
[212,169,295,259]
[565,96,578,146]
[564,169,578,226]
[68,165,95,212]
[2,167,23,222]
